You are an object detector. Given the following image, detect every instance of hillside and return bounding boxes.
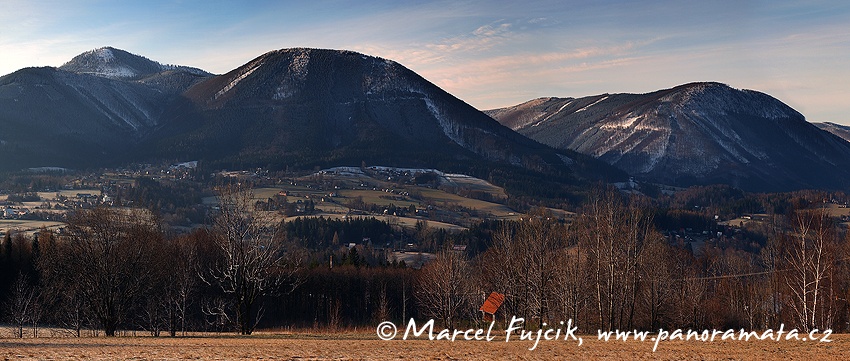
[814,122,850,143]
[486,82,850,192]
[0,47,624,199]
[144,48,624,183]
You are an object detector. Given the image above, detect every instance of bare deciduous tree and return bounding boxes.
[6,272,36,338]
[580,187,657,331]
[169,238,198,337]
[202,183,301,334]
[639,236,675,330]
[41,207,163,336]
[482,209,567,325]
[415,248,471,328]
[783,208,837,332]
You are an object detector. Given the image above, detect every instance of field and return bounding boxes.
[0,220,65,235]
[820,203,850,217]
[241,169,525,231]
[0,332,847,360]
[284,213,467,232]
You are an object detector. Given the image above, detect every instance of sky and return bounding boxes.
[1,0,849,123]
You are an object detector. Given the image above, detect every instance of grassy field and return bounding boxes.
[0,331,846,360]
[0,220,65,235]
[819,203,850,217]
[41,189,102,199]
[285,214,467,231]
[227,169,579,228]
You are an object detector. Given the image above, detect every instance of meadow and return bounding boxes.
[0,331,846,360]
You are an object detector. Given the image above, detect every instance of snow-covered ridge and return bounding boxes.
[590,83,796,174]
[357,56,473,153]
[60,46,211,80]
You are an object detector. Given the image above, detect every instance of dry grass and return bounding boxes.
[0,332,846,360]
[283,213,467,232]
[34,189,102,200]
[413,188,517,219]
[0,220,65,235]
[819,203,850,217]
[337,189,419,208]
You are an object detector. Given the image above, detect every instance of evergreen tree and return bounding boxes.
[3,231,11,260]
[31,232,40,261]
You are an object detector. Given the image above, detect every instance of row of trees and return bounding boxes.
[416,188,850,333]
[1,184,301,337]
[2,186,848,336]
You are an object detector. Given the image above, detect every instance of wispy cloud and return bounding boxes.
[2,0,848,122]
[426,20,515,53]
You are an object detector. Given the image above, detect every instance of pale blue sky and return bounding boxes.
[2,0,849,123]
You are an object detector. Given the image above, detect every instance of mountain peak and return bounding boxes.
[60,47,161,80]
[192,47,413,107]
[488,82,850,191]
[60,46,211,80]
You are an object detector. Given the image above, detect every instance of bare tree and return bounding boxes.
[476,209,570,327]
[415,248,471,328]
[40,207,163,336]
[639,235,675,330]
[6,272,36,338]
[373,282,391,324]
[552,239,589,327]
[37,244,88,337]
[580,187,657,331]
[169,239,198,337]
[783,208,837,332]
[202,183,302,334]
[202,297,233,333]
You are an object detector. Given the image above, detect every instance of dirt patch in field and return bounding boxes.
[0,332,846,360]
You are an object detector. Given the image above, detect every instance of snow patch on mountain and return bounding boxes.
[216,61,262,99]
[60,47,212,82]
[601,115,640,130]
[532,100,573,127]
[94,47,116,62]
[63,47,143,79]
[273,49,310,100]
[575,96,608,113]
[557,154,574,165]
[51,69,162,131]
[422,93,468,149]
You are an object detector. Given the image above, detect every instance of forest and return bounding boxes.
[1,178,849,338]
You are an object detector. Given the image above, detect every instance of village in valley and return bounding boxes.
[4,160,849,262]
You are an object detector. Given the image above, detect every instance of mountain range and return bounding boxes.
[0,47,211,170]
[0,47,621,190]
[2,47,849,193]
[486,83,850,192]
[814,122,850,143]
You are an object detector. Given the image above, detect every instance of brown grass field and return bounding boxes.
[0,331,847,360]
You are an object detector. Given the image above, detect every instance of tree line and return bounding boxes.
[1,186,849,337]
[416,188,850,333]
